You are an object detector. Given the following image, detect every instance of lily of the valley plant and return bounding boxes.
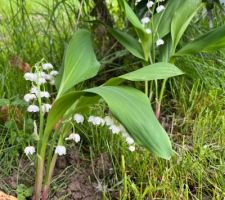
[24,28,182,200]
[110,0,225,118]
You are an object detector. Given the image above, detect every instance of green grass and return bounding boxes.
[0,1,225,199]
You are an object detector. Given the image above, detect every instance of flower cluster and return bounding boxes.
[23,63,58,114]
[138,0,165,47]
[55,113,136,155]
[24,62,58,156]
[87,114,136,152]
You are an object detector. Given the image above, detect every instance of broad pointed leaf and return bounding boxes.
[120,62,184,81]
[175,25,225,55]
[152,0,182,39]
[85,86,173,159]
[57,30,101,97]
[105,62,184,85]
[46,86,173,159]
[119,0,145,34]
[171,0,202,53]
[120,0,150,59]
[108,28,145,59]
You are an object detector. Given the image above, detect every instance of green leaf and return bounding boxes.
[175,25,225,55]
[120,0,145,34]
[57,29,101,97]
[152,0,182,39]
[120,62,184,81]
[105,62,184,86]
[75,95,100,113]
[86,86,173,159]
[159,35,173,62]
[171,0,202,53]
[108,28,144,59]
[46,86,173,159]
[120,0,150,59]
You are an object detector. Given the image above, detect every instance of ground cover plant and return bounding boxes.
[0,0,225,199]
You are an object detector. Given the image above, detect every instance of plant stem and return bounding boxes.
[145,81,149,96]
[33,128,52,200]
[156,79,167,119]
[43,134,57,186]
[43,124,68,199]
[34,156,44,200]
[149,81,153,101]
[42,154,57,200]
[34,81,45,200]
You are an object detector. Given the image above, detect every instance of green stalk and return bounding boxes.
[156,79,167,119]
[42,122,71,199]
[159,79,167,105]
[43,123,68,187]
[43,133,58,186]
[34,80,45,200]
[155,57,175,119]
[149,81,154,101]
[34,156,44,200]
[33,128,52,200]
[145,81,149,96]
[42,154,57,200]
[121,155,127,200]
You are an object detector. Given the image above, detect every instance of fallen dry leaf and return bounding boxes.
[0,191,17,200]
[9,55,31,73]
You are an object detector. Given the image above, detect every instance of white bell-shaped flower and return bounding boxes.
[65,133,81,143]
[145,28,152,34]
[141,17,150,24]
[40,72,52,80]
[24,146,35,156]
[39,91,50,98]
[42,63,53,70]
[41,104,52,113]
[135,0,142,6]
[50,70,59,76]
[24,73,37,82]
[156,5,165,13]
[128,145,135,152]
[109,125,120,134]
[55,146,66,156]
[27,105,39,113]
[30,87,39,95]
[24,93,36,102]
[104,116,114,126]
[35,77,46,85]
[88,116,105,126]
[74,114,84,124]
[147,1,154,8]
[156,38,164,46]
[126,137,134,145]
